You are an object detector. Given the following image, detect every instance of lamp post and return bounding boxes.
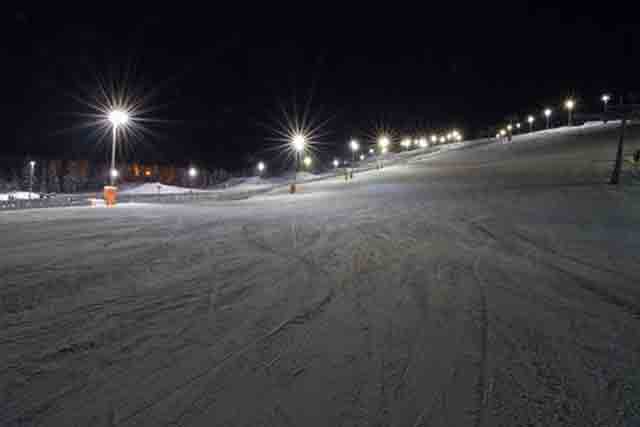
[565,99,575,126]
[377,136,390,169]
[28,160,35,199]
[292,134,306,187]
[601,94,611,112]
[108,110,129,186]
[527,115,535,132]
[544,108,552,129]
[188,166,198,188]
[303,155,312,170]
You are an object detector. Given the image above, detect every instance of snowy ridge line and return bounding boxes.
[0,139,488,211]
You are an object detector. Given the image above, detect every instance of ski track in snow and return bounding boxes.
[1,122,640,426]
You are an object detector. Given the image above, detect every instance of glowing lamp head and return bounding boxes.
[544,108,552,117]
[401,138,411,148]
[333,159,340,167]
[378,136,390,149]
[500,129,506,136]
[565,99,575,110]
[601,94,610,103]
[507,124,513,131]
[257,161,265,172]
[440,136,446,143]
[110,169,119,178]
[359,154,365,160]
[516,123,521,128]
[108,110,129,127]
[419,138,428,148]
[292,134,306,152]
[431,135,437,143]
[349,139,359,152]
[303,156,312,168]
[369,148,374,154]
[188,167,198,178]
[527,115,535,124]
[29,160,36,167]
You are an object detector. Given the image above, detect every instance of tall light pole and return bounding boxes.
[378,136,389,169]
[292,134,306,187]
[544,108,552,129]
[601,94,611,112]
[291,134,307,182]
[527,115,535,132]
[303,156,312,170]
[28,160,35,199]
[108,110,129,186]
[349,139,359,179]
[188,166,198,188]
[565,99,575,126]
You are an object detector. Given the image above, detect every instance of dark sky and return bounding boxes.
[1,5,637,170]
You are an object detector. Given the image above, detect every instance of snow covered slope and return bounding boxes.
[1,122,640,426]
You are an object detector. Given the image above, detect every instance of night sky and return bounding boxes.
[2,5,637,171]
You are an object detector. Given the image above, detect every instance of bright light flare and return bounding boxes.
[419,137,428,148]
[401,138,411,148]
[565,99,575,110]
[527,115,535,123]
[333,159,340,168]
[601,94,610,103]
[359,154,365,161]
[108,110,129,127]
[303,156,312,167]
[544,108,552,117]
[350,139,360,152]
[378,136,390,149]
[110,169,119,178]
[257,161,265,172]
[292,134,306,152]
[439,136,446,143]
[188,167,198,178]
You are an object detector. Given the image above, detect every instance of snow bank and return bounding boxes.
[0,191,40,201]
[119,182,208,195]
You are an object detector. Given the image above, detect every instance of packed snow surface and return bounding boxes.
[2,122,640,426]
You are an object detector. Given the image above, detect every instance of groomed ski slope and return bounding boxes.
[1,122,640,426]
